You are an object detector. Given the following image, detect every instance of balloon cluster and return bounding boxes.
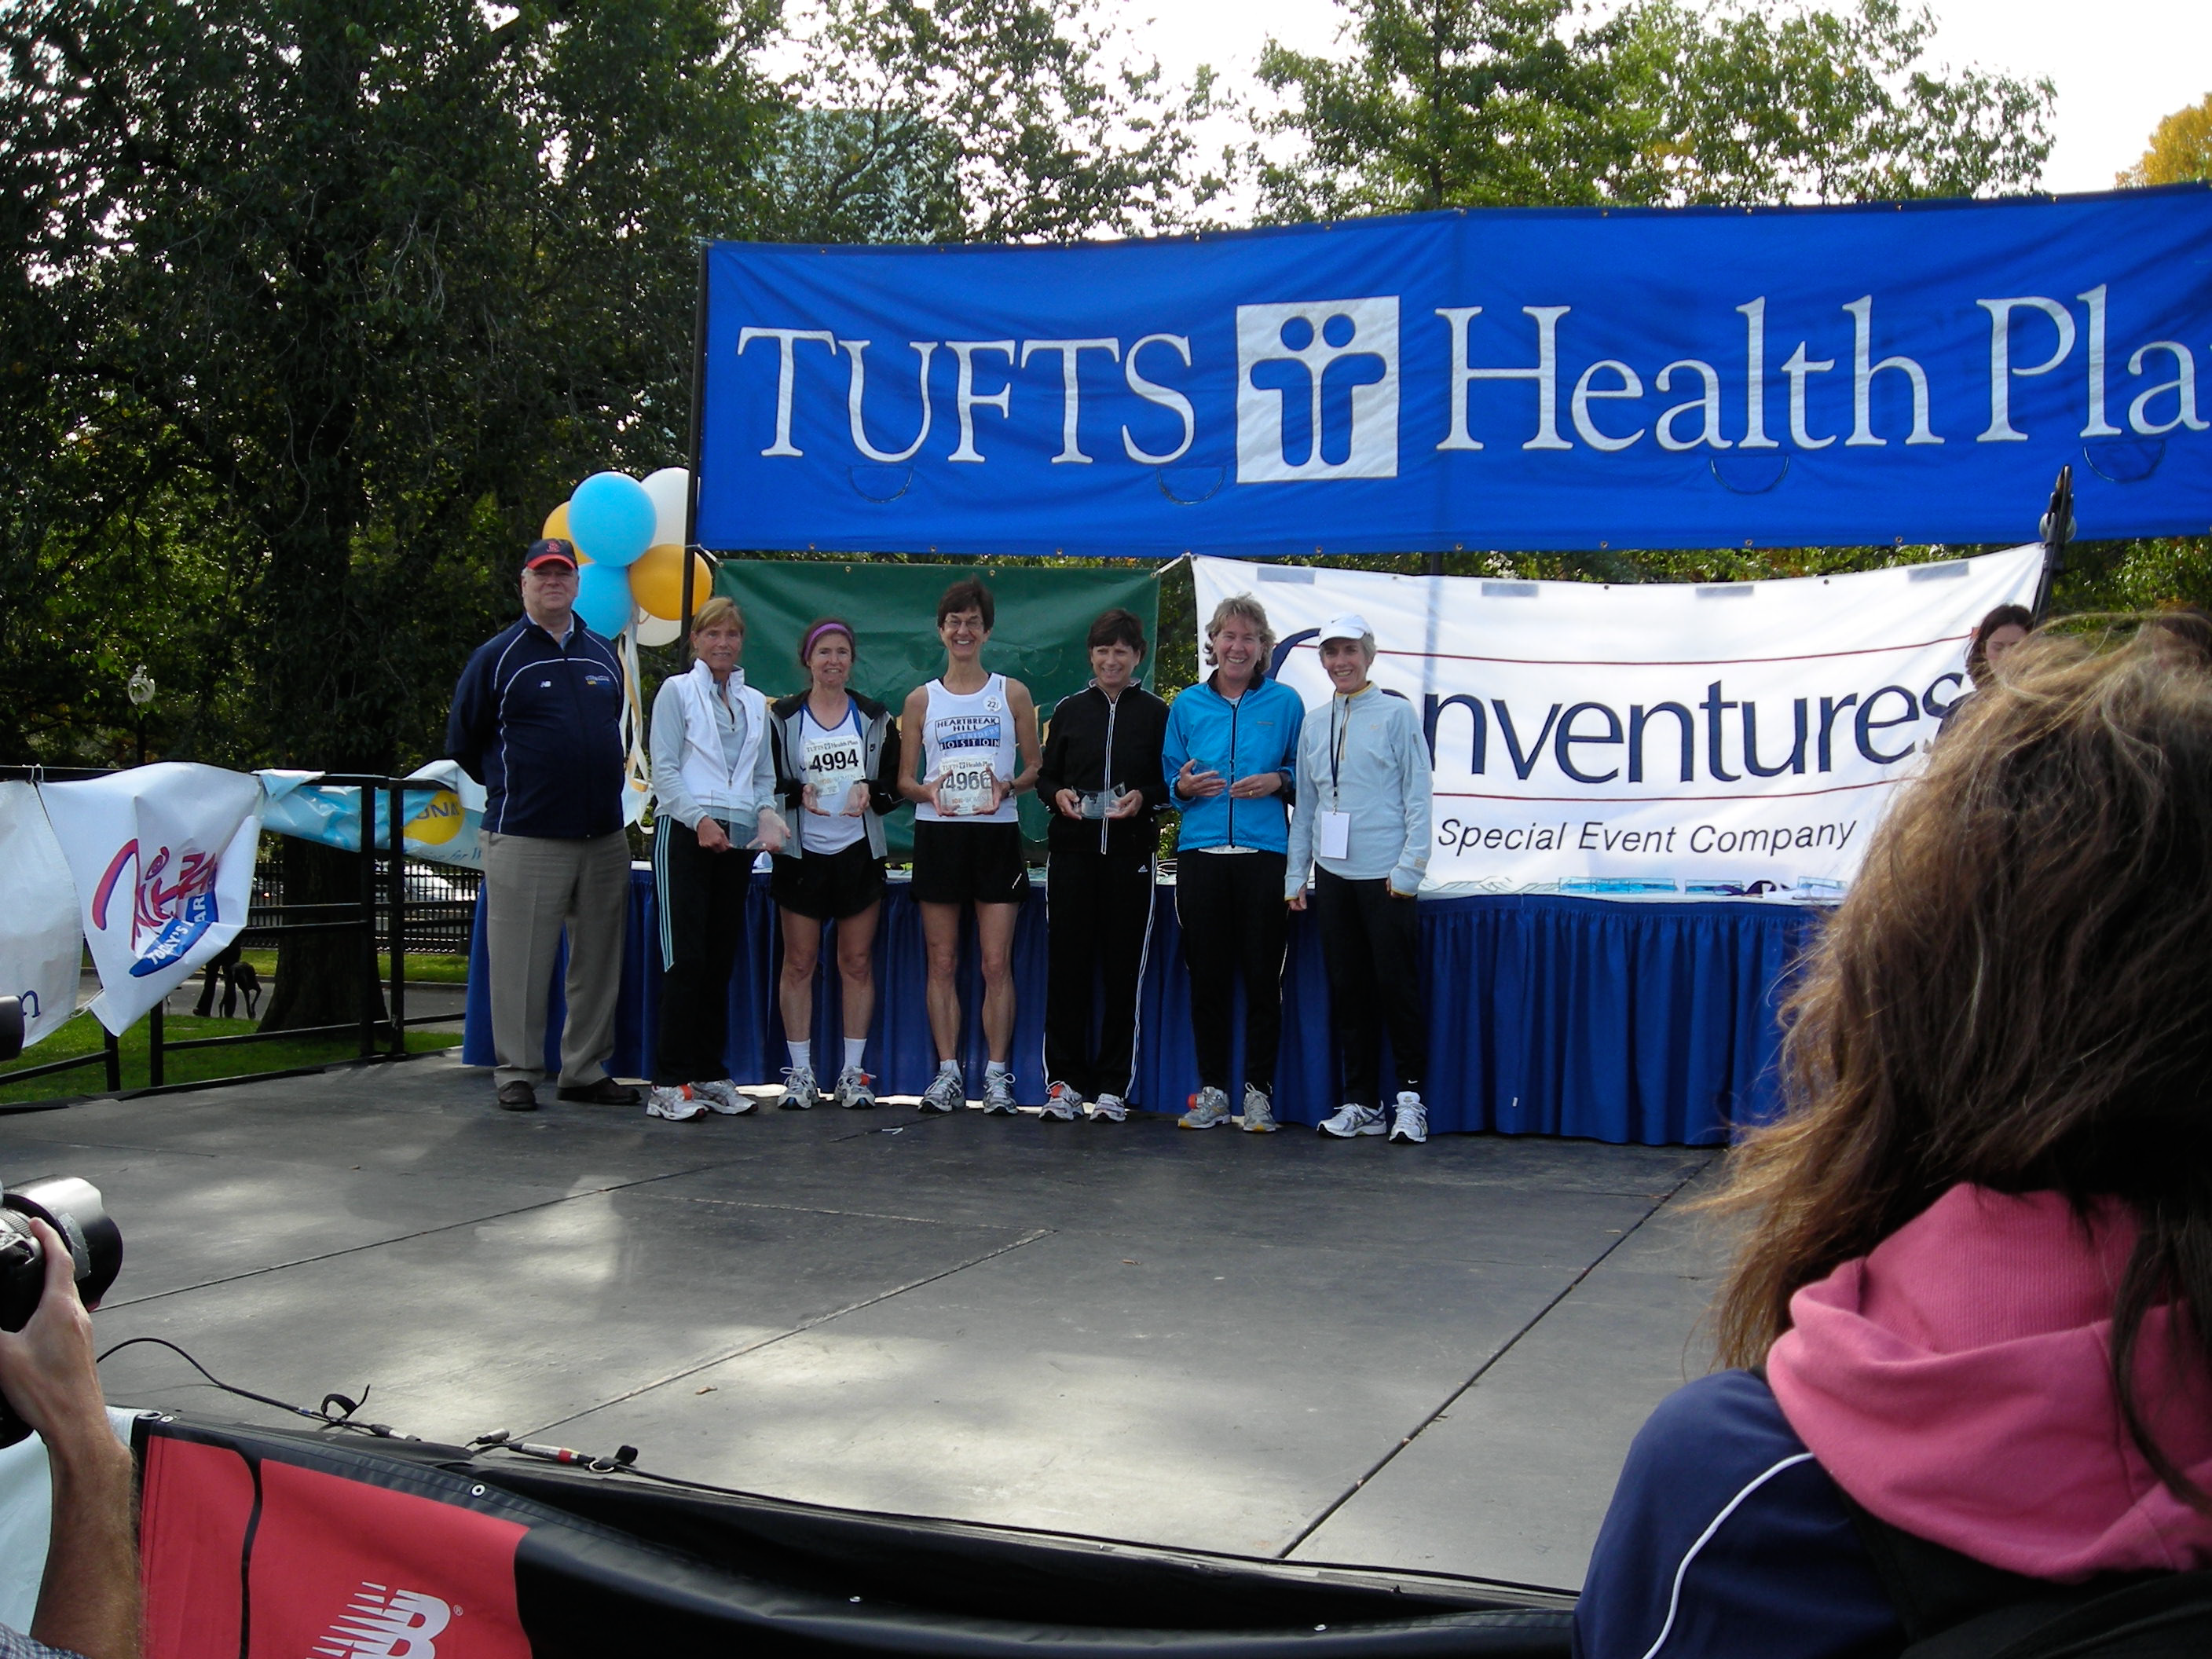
[543,467,714,646]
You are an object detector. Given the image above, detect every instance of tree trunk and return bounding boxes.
[260,836,390,1036]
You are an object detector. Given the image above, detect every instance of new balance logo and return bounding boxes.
[311,1582,454,1659]
[1236,297,1400,482]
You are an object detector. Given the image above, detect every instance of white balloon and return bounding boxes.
[641,467,690,553]
[634,609,683,647]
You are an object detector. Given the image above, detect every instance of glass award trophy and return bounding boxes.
[939,760,997,816]
[804,731,866,814]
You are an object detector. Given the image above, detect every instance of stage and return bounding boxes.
[2,1052,1728,1595]
[464,870,1821,1145]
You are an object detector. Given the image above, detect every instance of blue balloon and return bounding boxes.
[573,561,635,637]
[567,471,655,567]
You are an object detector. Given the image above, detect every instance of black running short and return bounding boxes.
[910,819,1031,906]
[770,838,886,921]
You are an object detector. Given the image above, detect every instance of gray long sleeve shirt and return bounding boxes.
[1284,683,1434,896]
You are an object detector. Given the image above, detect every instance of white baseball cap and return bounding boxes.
[1317,613,1372,645]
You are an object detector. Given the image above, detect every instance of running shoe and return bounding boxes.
[696,1079,753,1115]
[833,1067,876,1110]
[1241,1083,1279,1133]
[1178,1086,1232,1130]
[983,1071,1020,1114]
[1039,1080,1081,1121]
[1319,1103,1386,1138]
[777,1066,819,1111]
[920,1068,964,1113]
[1389,1092,1430,1144]
[1090,1093,1129,1123]
[646,1084,707,1122]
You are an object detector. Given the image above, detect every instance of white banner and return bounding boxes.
[1193,547,2042,901]
[0,783,84,1047]
[38,764,265,1033]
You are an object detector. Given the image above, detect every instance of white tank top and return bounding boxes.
[796,700,868,855]
[915,673,1019,825]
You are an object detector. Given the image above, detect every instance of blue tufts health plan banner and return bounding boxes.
[696,188,2212,557]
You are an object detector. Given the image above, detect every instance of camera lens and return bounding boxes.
[0,1177,122,1448]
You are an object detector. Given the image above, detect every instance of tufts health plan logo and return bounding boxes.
[1237,297,1400,483]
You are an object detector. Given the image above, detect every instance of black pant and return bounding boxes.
[652,817,749,1084]
[1044,840,1155,1101]
[1313,867,1426,1108]
[1175,849,1288,1093]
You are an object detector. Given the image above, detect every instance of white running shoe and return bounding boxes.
[1241,1083,1278,1133]
[1090,1093,1129,1123]
[646,1084,707,1122]
[982,1070,1019,1114]
[833,1067,876,1110]
[920,1068,964,1113]
[696,1079,752,1115]
[777,1066,819,1111]
[1178,1086,1232,1130]
[1040,1080,1081,1121]
[1389,1092,1429,1144]
[1319,1103,1386,1138]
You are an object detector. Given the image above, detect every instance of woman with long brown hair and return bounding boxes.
[1578,613,2212,1657]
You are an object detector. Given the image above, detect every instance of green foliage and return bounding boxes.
[782,0,1225,244]
[1251,0,2054,220]
[2118,93,2212,188]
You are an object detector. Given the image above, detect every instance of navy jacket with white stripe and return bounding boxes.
[1574,1369,1903,1659]
[445,615,627,839]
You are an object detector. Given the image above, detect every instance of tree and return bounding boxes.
[1250,0,2054,221]
[2,0,787,1026]
[781,0,1225,244]
[2119,93,2212,187]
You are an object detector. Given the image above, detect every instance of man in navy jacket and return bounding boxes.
[446,539,637,1111]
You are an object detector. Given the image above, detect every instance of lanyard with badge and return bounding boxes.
[1318,696,1353,860]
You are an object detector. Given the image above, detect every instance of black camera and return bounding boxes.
[0,1176,123,1448]
[0,995,21,1063]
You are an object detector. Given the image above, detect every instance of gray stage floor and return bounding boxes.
[0,1054,1733,1593]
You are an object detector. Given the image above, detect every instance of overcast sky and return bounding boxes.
[1128,0,2211,200]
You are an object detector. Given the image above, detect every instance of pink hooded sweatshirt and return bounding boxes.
[1767,1183,2212,1581]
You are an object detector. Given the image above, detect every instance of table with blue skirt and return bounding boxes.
[462,867,1820,1146]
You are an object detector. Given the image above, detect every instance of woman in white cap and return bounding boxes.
[1286,613,1434,1143]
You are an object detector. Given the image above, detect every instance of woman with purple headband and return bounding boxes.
[764,618,905,1110]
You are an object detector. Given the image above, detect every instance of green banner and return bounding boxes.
[709,558,1160,854]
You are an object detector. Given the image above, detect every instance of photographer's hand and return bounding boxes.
[0,1218,138,1659]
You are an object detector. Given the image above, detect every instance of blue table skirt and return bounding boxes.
[462,870,1818,1145]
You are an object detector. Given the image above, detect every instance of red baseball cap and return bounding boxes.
[523,537,579,571]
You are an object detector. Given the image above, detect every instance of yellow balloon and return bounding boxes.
[542,500,589,562]
[629,543,713,621]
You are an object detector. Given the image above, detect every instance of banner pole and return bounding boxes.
[681,239,711,639]
[2034,464,2073,623]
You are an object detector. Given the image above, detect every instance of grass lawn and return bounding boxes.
[0,1011,463,1107]
[233,950,471,985]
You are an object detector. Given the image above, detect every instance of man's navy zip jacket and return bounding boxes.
[1035,682,1170,856]
[1160,672,1303,854]
[445,616,627,839]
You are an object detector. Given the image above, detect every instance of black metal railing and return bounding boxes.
[0,768,472,1103]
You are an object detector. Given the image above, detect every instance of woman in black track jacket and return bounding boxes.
[1032,607,1170,1123]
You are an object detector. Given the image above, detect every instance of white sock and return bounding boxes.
[938,1057,961,1075]
[843,1037,867,1073]
[787,1039,811,1071]
[985,1060,1010,1081]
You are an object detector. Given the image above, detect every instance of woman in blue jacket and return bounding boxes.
[1161,594,1304,1132]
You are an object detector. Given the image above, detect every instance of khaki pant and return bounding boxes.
[482,830,631,1090]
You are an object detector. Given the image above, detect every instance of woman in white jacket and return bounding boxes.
[645,596,786,1121]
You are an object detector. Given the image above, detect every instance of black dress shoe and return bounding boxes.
[556,1078,641,1106]
[496,1081,538,1111]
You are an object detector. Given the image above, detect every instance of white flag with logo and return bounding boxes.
[0,783,84,1048]
[38,764,265,1035]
